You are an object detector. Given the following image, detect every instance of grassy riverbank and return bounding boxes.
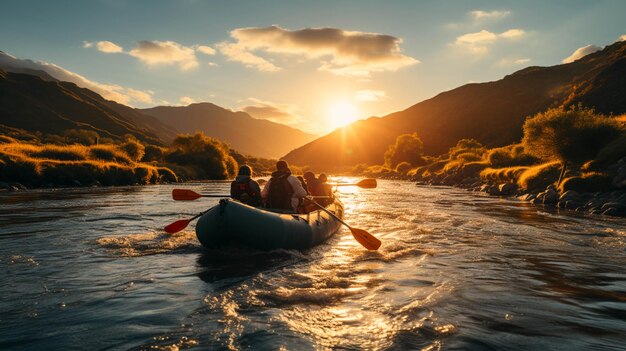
[351,108,626,216]
[0,136,178,188]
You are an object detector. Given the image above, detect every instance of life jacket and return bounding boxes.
[267,172,294,210]
[306,179,324,196]
[230,176,260,206]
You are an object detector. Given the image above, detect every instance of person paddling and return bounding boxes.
[303,172,323,196]
[230,165,262,207]
[262,160,307,211]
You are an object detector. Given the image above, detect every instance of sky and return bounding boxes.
[1,0,625,135]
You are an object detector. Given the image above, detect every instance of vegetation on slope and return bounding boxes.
[0,128,280,188]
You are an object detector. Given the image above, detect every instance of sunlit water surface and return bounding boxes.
[1,180,625,350]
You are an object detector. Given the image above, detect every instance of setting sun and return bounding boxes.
[328,101,358,129]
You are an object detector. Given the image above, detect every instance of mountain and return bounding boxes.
[0,68,177,145]
[141,103,317,158]
[284,40,626,170]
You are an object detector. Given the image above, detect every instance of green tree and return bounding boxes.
[384,133,425,168]
[522,105,622,184]
[166,132,238,179]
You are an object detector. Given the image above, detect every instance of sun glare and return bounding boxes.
[328,102,358,130]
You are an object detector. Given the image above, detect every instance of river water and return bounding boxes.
[1,180,625,350]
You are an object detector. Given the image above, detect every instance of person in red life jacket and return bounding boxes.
[261,160,307,211]
[230,165,262,207]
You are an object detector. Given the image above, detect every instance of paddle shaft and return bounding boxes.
[307,197,352,229]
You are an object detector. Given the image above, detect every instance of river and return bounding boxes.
[1,180,625,350]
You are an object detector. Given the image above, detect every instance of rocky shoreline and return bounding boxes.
[416,176,626,218]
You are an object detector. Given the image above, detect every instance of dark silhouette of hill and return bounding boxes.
[0,69,176,145]
[284,40,626,170]
[141,103,316,158]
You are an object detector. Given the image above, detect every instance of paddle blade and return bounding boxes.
[164,219,191,234]
[172,189,202,201]
[356,178,377,189]
[350,227,381,250]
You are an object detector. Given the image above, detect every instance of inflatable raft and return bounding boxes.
[195,198,344,250]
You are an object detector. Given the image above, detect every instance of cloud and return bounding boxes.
[469,10,511,20]
[239,98,305,126]
[354,89,387,101]
[96,41,124,53]
[562,44,602,63]
[217,41,280,71]
[129,40,199,70]
[618,34,626,42]
[452,29,526,54]
[179,96,196,105]
[0,51,153,106]
[217,25,418,77]
[83,41,94,48]
[195,45,216,55]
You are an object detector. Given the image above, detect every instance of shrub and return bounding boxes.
[89,145,133,164]
[395,161,412,174]
[595,133,626,166]
[118,139,145,162]
[0,155,41,186]
[99,164,137,186]
[157,167,178,183]
[143,145,165,162]
[559,172,615,193]
[481,166,530,183]
[486,144,537,167]
[449,139,485,160]
[351,163,368,175]
[64,129,100,146]
[31,145,87,161]
[522,105,622,165]
[517,161,562,191]
[384,132,425,168]
[166,132,238,179]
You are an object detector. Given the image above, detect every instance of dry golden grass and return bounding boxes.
[481,166,530,183]
[0,141,176,187]
[516,161,562,191]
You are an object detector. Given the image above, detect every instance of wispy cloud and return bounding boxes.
[217,41,279,71]
[0,51,153,106]
[96,41,124,53]
[217,25,418,77]
[562,44,601,63]
[469,10,511,20]
[129,40,199,71]
[452,29,526,54]
[354,89,387,101]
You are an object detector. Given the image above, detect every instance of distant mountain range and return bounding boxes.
[284,40,626,170]
[141,103,316,158]
[0,68,175,145]
[0,52,316,157]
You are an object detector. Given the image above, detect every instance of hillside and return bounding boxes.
[0,69,176,145]
[284,40,626,170]
[141,103,316,158]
